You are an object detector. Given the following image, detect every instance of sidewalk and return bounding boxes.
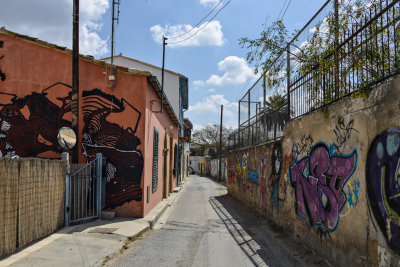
[0,182,185,267]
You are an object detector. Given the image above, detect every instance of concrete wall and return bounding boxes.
[207,158,227,182]
[182,142,190,178]
[227,77,400,266]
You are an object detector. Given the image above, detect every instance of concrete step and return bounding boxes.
[101,210,115,220]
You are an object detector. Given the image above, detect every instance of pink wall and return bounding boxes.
[142,81,178,216]
[0,32,178,218]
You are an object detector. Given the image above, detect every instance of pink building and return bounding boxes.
[0,27,182,217]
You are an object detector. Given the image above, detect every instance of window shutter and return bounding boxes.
[152,127,159,192]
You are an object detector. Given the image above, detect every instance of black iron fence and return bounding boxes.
[229,0,400,150]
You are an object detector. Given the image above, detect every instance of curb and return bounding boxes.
[127,224,149,240]
[148,202,169,228]
[148,184,185,228]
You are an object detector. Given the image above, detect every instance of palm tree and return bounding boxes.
[261,94,292,139]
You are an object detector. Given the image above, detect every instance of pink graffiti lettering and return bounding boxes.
[289,144,357,231]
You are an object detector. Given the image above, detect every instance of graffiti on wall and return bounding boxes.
[82,89,144,208]
[289,143,357,234]
[0,82,72,157]
[248,170,258,184]
[292,134,314,159]
[227,152,258,192]
[0,83,144,208]
[0,55,6,81]
[239,153,258,185]
[340,178,360,217]
[270,141,284,207]
[366,127,400,255]
[334,116,359,154]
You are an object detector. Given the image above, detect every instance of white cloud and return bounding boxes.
[192,80,205,91]
[193,80,205,87]
[188,94,239,129]
[206,56,253,86]
[189,94,238,117]
[199,0,220,6]
[0,0,109,57]
[208,88,216,93]
[150,21,226,47]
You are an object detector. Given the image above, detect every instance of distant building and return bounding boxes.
[181,118,193,178]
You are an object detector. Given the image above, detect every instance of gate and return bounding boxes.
[63,153,104,226]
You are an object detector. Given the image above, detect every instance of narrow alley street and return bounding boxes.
[105,175,329,267]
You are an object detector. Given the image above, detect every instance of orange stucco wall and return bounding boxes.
[142,81,178,216]
[0,33,178,217]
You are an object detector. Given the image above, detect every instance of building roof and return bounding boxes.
[183,118,193,129]
[102,53,188,79]
[0,27,179,125]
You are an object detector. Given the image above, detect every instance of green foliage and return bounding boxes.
[240,0,400,107]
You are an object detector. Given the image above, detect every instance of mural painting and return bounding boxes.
[236,153,258,186]
[0,83,144,209]
[260,149,269,209]
[366,127,400,255]
[289,143,357,236]
[82,89,144,208]
[269,141,284,209]
[248,169,258,184]
[0,82,72,157]
[0,55,6,81]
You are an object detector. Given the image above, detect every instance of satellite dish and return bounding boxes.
[57,127,77,149]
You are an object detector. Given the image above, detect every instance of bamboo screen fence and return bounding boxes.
[0,158,67,256]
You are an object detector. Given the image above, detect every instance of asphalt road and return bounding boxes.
[106,175,328,267]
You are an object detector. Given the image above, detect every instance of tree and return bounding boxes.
[239,0,396,105]
[191,124,234,157]
[261,94,292,138]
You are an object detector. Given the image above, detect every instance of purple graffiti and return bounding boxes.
[366,127,400,255]
[290,144,357,231]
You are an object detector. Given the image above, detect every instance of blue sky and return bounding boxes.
[0,0,327,130]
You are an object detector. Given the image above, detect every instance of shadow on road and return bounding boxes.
[209,195,269,266]
[209,193,326,267]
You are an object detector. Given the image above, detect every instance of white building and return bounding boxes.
[102,53,190,184]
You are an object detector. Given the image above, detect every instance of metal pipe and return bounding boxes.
[72,0,79,164]
[161,36,167,114]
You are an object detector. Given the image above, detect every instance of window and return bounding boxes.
[152,127,159,192]
[173,144,177,176]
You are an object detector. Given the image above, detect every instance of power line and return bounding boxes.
[280,0,292,21]
[167,0,223,40]
[276,0,289,21]
[97,0,121,55]
[167,0,232,45]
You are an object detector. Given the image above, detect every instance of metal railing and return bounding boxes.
[229,0,400,150]
[64,153,104,226]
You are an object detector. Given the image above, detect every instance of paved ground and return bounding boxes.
[106,175,329,267]
[0,185,183,267]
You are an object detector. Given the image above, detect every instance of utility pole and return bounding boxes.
[160,36,167,114]
[72,0,79,164]
[110,0,120,89]
[218,105,223,182]
[286,43,291,121]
